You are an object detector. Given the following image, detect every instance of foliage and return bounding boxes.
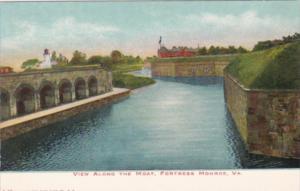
[69,50,87,65]
[87,55,113,70]
[21,59,40,70]
[111,50,122,64]
[113,72,155,89]
[253,32,300,51]
[56,53,69,65]
[225,42,300,89]
[161,45,249,56]
[50,51,69,66]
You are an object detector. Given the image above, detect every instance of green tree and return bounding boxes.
[21,59,40,70]
[57,53,69,65]
[208,46,217,55]
[228,46,237,54]
[88,55,104,65]
[88,55,112,70]
[51,51,57,62]
[69,50,87,65]
[237,46,248,53]
[198,47,207,55]
[110,50,122,64]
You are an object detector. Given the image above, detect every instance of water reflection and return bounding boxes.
[154,76,224,86]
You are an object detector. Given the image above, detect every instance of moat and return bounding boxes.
[1,70,299,170]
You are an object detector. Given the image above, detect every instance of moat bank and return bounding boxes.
[224,73,300,159]
[1,75,298,170]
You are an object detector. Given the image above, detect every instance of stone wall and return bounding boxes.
[224,73,300,159]
[0,66,113,121]
[151,61,230,77]
[0,89,130,141]
[224,74,248,142]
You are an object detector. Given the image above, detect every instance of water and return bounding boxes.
[1,70,299,170]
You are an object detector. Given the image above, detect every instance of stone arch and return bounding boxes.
[74,77,87,100]
[88,75,98,96]
[0,87,11,120]
[39,80,55,109]
[15,83,36,116]
[58,79,72,104]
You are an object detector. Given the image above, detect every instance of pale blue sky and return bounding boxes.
[0,1,300,69]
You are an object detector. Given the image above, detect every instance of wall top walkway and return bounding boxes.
[225,73,300,93]
[0,65,106,78]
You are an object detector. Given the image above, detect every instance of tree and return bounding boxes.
[228,46,237,54]
[198,47,207,55]
[88,55,104,65]
[88,55,112,70]
[51,51,57,62]
[110,50,122,64]
[21,59,40,70]
[237,46,248,53]
[57,53,69,65]
[208,46,217,55]
[69,50,87,65]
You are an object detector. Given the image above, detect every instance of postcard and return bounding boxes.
[0,0,299,190]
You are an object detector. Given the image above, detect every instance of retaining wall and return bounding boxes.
[0,88,130,141]
[151,61,229,77]
[224,73,300,159]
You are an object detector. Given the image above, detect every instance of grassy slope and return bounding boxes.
[112,63,155,90]
[148,54,237,63]
[225,42,300,89]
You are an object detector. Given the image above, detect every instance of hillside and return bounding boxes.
[225,42,300,89]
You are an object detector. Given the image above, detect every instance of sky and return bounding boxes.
[0,1,300,70]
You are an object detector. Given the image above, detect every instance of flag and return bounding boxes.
[159,36,162,44]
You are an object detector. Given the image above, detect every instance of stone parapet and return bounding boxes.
[151,61,230,77]
[224,73,300,159]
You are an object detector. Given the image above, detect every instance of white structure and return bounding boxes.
[40,49,52,69]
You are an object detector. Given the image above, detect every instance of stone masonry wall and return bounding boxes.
[0,66,113,120]
[224,73,300,159]
[151,61,230,77]
[224,74,249,142]
[0,89,130,141]
[247,91,300,158]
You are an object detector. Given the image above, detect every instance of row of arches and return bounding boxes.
[0,76,99,120]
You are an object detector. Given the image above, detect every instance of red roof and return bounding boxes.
[0,67,13,74]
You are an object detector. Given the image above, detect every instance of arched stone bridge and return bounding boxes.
[0,66,112,121]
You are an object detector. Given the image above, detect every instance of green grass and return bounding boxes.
[225,42,300,89]
[113,72,155,89]
[148,54,237,63]
[111,63,143,73]
[112,62,155,89]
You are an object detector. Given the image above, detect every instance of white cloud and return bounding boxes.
[182,11,299,46]
[0,17,120,69]
[1,17,119,53]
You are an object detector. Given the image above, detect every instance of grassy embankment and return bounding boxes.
[225,42,300,89]
[111,63,155,90]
